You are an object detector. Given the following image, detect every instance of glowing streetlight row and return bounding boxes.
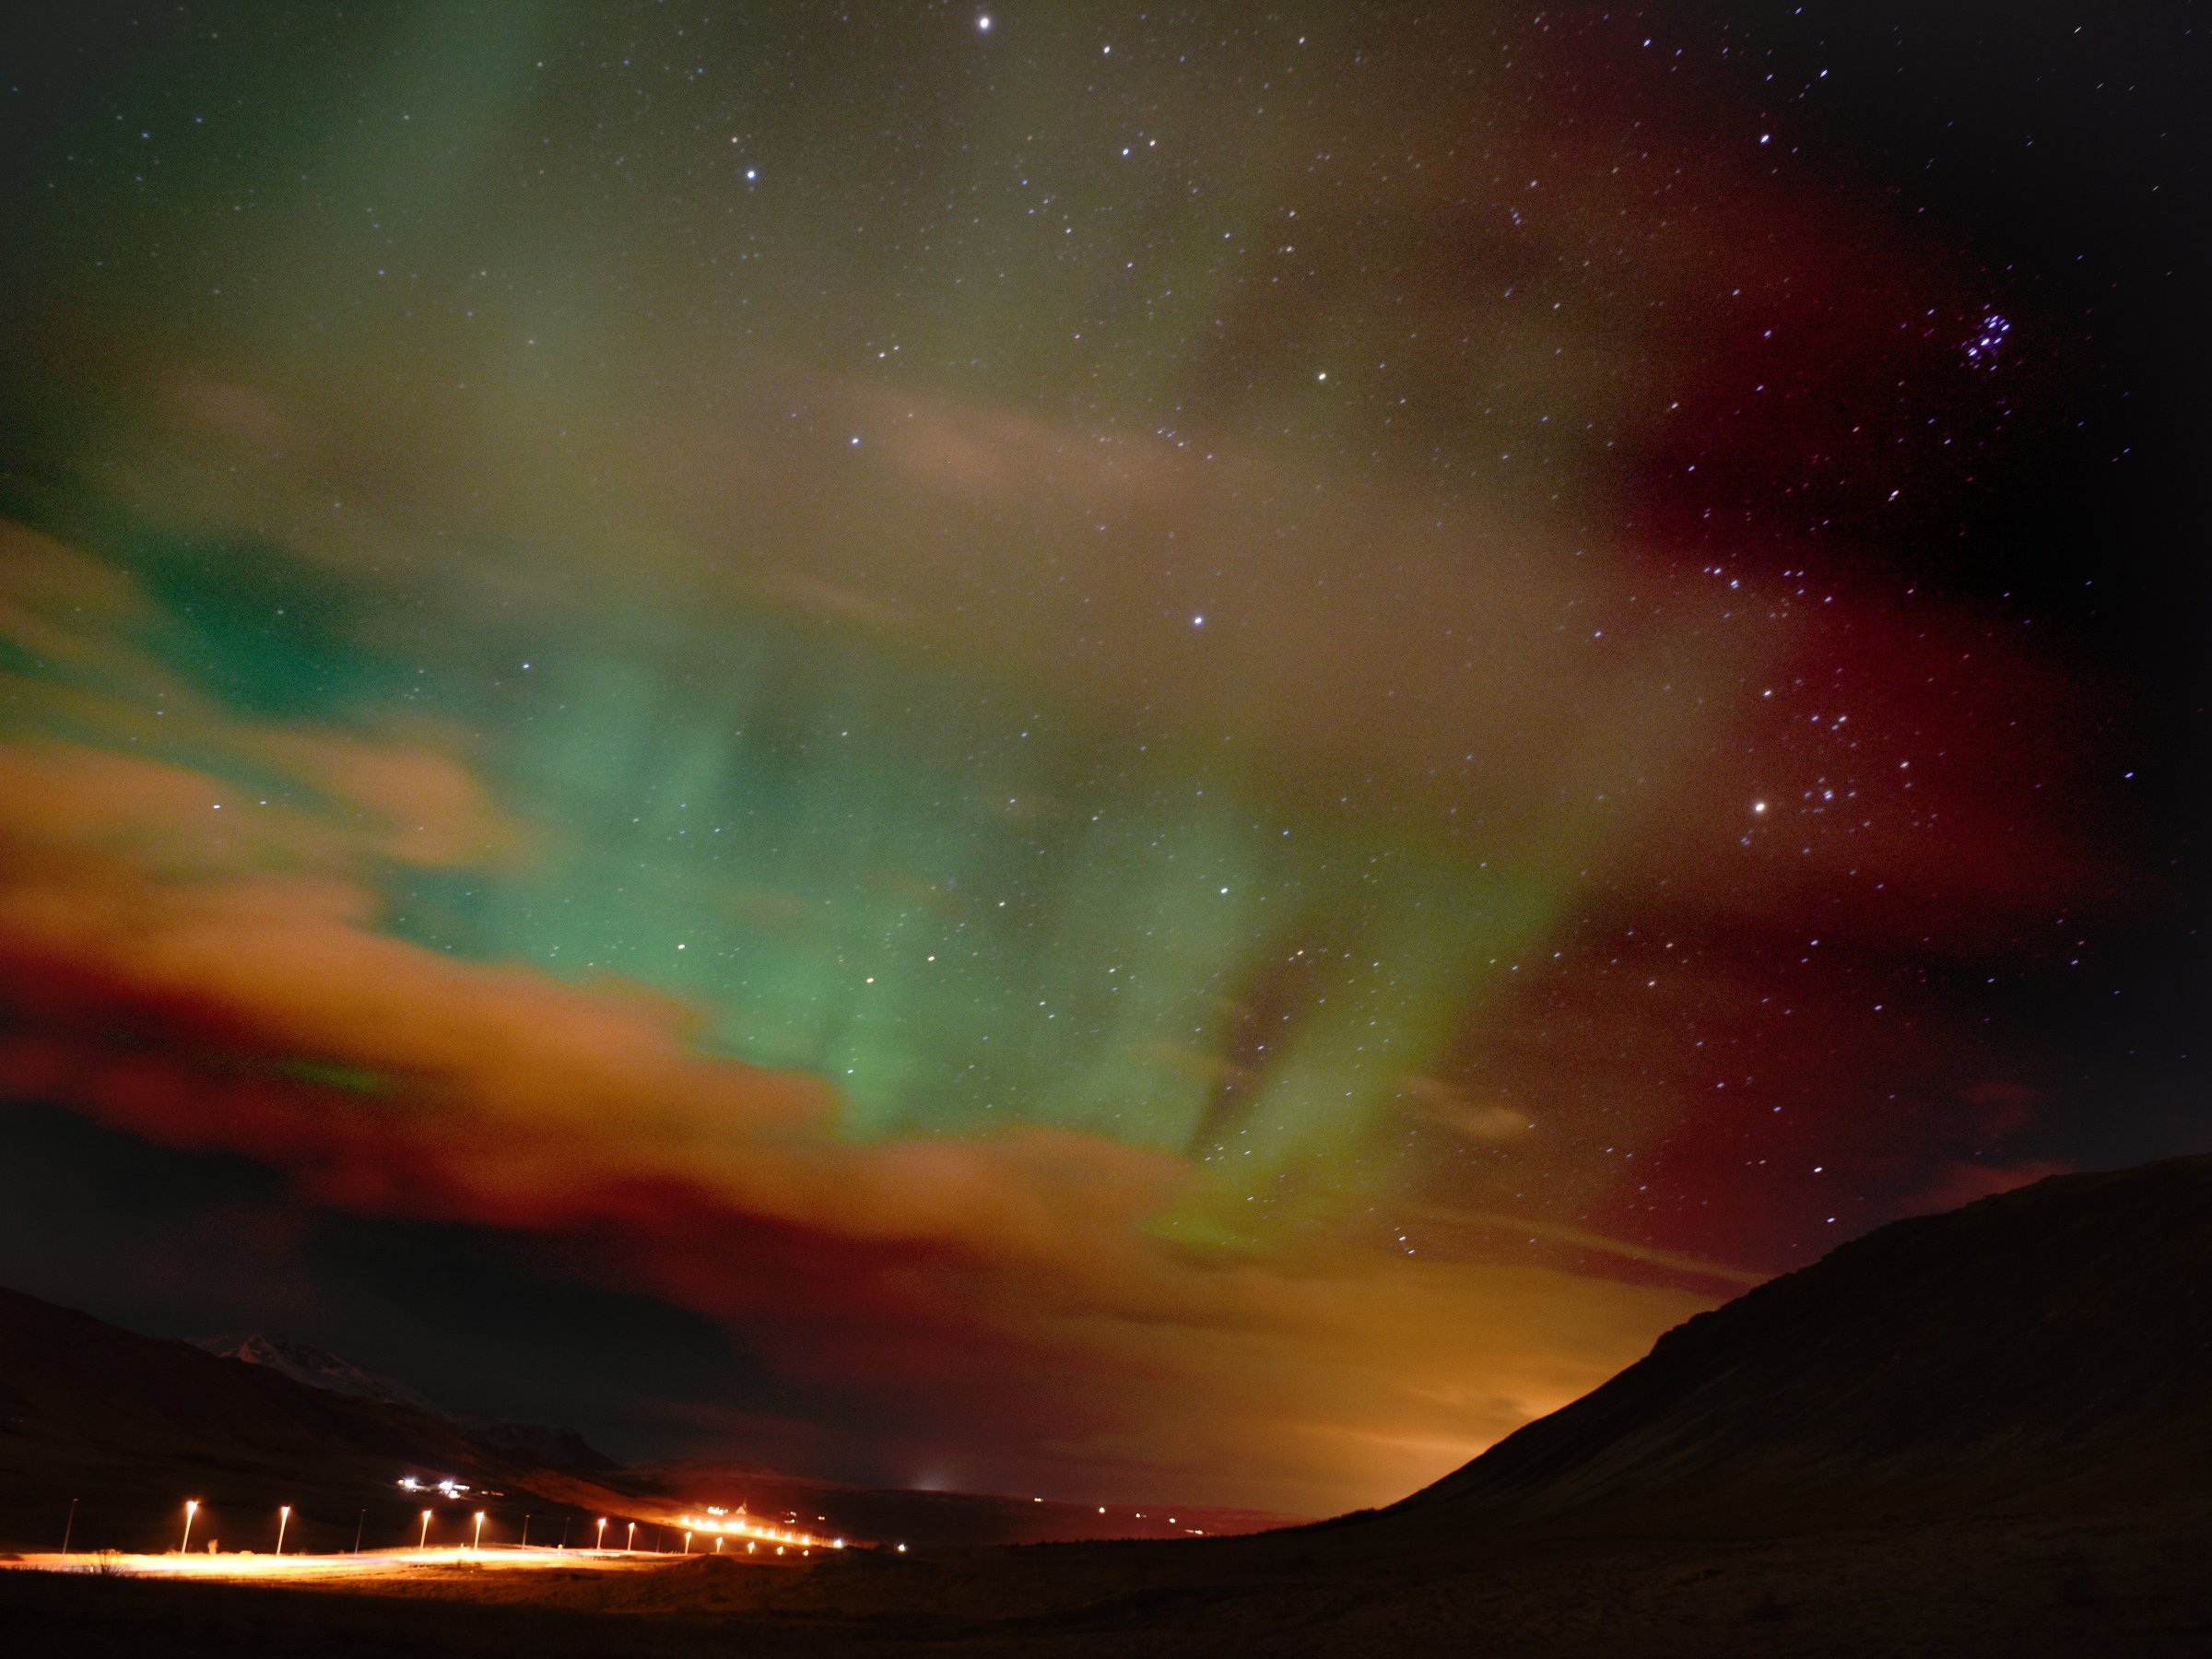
[673,1511,844,1552]
[162,1498,870,1561]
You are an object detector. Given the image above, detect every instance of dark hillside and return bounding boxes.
[0,1285,628,1553]
[1373,1157,2212,1536]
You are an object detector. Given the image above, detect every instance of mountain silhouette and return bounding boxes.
[0,1285,634,1555]
[190,1332,441,1415]
[1366,1155,2212,1538]
[191,1331,618,1474]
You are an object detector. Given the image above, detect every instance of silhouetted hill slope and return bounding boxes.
[0,1285,633,1551]
[0,1288,485,1472]
[1377,1155,2212,1536]
[451,1412,624,1475]
[191,1331,442,1414]
[191,1329,620,1473]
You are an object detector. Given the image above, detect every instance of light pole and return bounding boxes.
[61,1498,77,1556]
[180,1500,199,1555]
[594,1517,607,1551]
[418,1509,433,1550]
[275,1505,290,1556]
[683,1531,692,1555]
[472,1512,486,1551]
[521,1513,531,1548]
[625,1521,636,1553]
[354,1510,365,1555]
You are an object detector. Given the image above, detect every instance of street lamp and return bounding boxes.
[472,1512,486,1551]
[594,1517,607,1551]
[683,1531,692,1555]
[276,1506,290,1556]
[625,1521,636,1552]
[180,1500,199,1555]
[418,1510,433,1550]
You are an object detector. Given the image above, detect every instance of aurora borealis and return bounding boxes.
[0,6,2202,1516]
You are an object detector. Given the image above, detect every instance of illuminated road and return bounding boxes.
[1,1545,812,1582]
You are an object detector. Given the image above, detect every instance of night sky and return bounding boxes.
[0,3,2203,1517]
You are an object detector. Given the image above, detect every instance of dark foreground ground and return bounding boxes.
[4,1498,2207,1658]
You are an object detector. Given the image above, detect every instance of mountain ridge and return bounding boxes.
[0,1281,639,1554]
[190,1330,441,1414]
[1365,1154,2212,1538]
[190,1329,621,1473]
